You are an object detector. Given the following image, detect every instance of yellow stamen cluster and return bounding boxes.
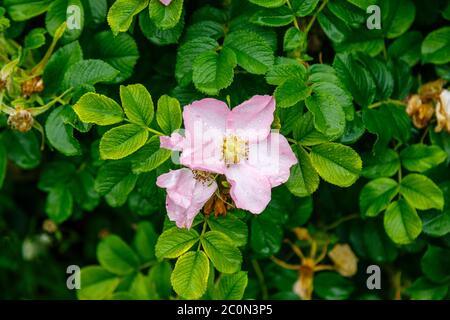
[222,135,249,165]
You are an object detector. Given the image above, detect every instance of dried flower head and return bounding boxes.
[21,76,44,97]
[418,79,447,100]
[406,94,435,129]
[328,243,358,277]
[7,108,34,132]
[42,219,58,234]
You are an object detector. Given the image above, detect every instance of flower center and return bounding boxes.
[192,170,214,184]
[222,135,249,165]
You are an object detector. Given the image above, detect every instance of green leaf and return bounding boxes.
[286,145,320,197]
[46,0,84,42]
[201,231,242,274]
[224,30,274,75]
[399,174,444,210]
[251,216,283,258]
[422,209,450,238]
[356,53,394,101]
[207,215,248,247]
[310,143,362,187]
[155,227,199,259]
[171,251,209,299]
[192,48,237,95]
[362,149,400,179]
[421,245,450,283]
[133,221,158,263]
[248,0,286,8]
[139,9,184,45]
[292,0,320,16]
[45,185,73,223]
[5,0,53,21]
[89,31,139,83]
[176,37,218,86]
[251,7,294,27]
[422,27,450,64]
[77,266,120,300]
[305,83,346,137]
[97,235,140,275]
[400,144,447,172]
[149,0,183,30]
[148,261,172,299]
[275,78,311,108]
[45,106,82,156]
[70,170,100,211]
[73,93,124,125]
[94,161,138,207]
[107,0,148,35]
[100,124,148,160]
[314,272,355,300]
[130,136,171,173]
[380,0,415,39]
[156,95,182,134]
[388,31,423,66]
[293,112,331,146]
[63,59,119,89]
[362,103,412,153]
[283,27,306,51]
[120,84,154,126]
[360,178,399,217]
[24,28,46,50]
[1,131,41,169]
[266,62,307,86]
[43,41,83,94]
[384,199,422,245]
[407,278,449,300]
[213,271,248,300]
[0,143,6,188]
[333,53,376,107]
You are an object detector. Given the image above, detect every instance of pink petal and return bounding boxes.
[160,132,185,151]
[180,98,229,173]
[227,95,275,142]
[159,0,172,6]
[183,98,229,134]
[225,163,272,214]
[247,133,298,187]
[157,168,217,228]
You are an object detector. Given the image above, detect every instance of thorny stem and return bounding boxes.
[31,23,67,76]
[368,99,407,109]
[270,256,301,270]
[28,88,73,116]
[305,0,329,34]
[197,219,208,251]
[286,0,300,30]
[314,240,329,264]
[420,126,430,144]
[284,239,306,260]
[252,259,269,300]
[146,126,165,136]
[323,213,359,231]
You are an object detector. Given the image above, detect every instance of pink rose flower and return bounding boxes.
[159,0,172,6]
[157,95,297,228]
[156,168,217,228]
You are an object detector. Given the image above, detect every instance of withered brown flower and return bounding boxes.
[7,108,34,132]
[328,243,358,277]
[21,76,44,97]
[406,95,435,129]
